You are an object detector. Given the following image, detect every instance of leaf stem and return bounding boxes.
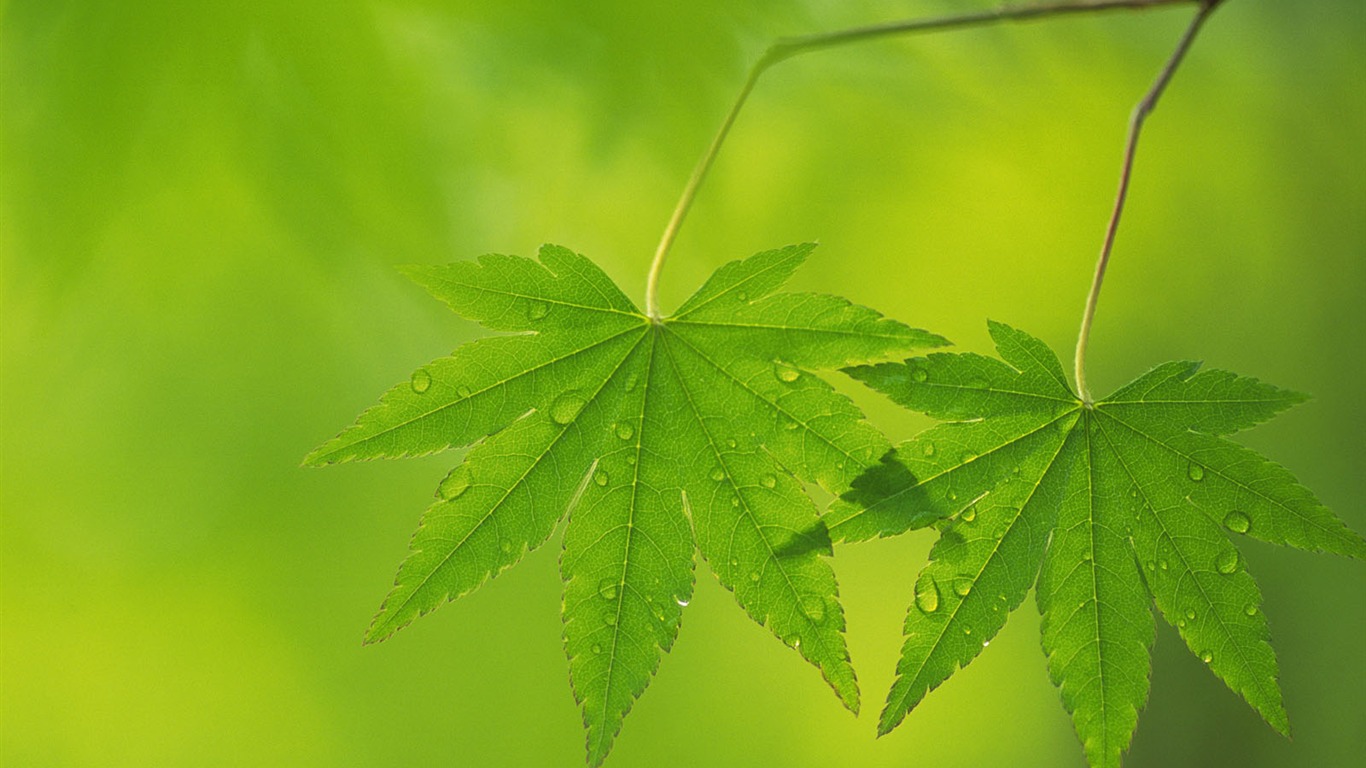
[1073,0,1222,402]
[644,0,1201,319]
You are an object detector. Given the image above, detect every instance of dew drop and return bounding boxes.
[914,573,941,614]
[438,466,472,501]
[910,366,929,383]
[1215,548,1240,575]
[953,578,973,598]
[624,373,640,392]
[726,438,738,449]
[1200,650,1213,664]
[982,640,991,648]
[1187,462,1206,482]
[761,474,777,489]
[614,422,635,440]
[731,495,740,508]
[604,614,617,627]
[946,490,958,502]
[626,455,637,466]
[783,633,801,648]
[961,505,977,523]
[675,596,690,608]
[591,643,603,655]
[598,579,619,601]
[1185,608,1197,621]
[783,419,799,431]
[649,600,666,621]
[410,368,432,394]
[456,385,472,399]
[959,451,978,465]
[1146,560,1157,572]
[1159,560,1169,571]
[526,301,550,321]
[968,377,990,390]
[499,539,513,554]
[922,442,936,457]
[729,557,740,568]
[594,469,610,487]
[736,290,749,302]
[1244,604,1258,616]
[774,363,800,383]
[749,571,761,583]
[1223,510,1251,535]
[710,466,725,482]
[549,391,587,425]
[801,597,827,624]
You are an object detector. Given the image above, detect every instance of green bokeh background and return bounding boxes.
[3,1,1363,765]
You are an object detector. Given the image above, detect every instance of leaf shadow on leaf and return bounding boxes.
[835,448,941,532]
[770,517,836,560]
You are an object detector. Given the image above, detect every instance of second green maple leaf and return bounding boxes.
[828,320,1366,768]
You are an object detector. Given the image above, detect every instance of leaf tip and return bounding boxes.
[300,446,331,468]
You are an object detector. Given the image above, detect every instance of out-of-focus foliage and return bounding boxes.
[3,1,1363,766]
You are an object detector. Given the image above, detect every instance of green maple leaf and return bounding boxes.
[827,320,1366,768]
[305,242,945,765]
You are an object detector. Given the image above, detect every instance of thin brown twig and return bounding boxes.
[1074,1,1221,401]
[644,0,1202,318]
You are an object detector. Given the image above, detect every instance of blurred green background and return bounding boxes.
[3,0,1363,765]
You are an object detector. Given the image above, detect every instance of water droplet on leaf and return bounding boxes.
[1216,548,1240,574]
[549,391,587,425]
[594,469,609,487]
[1224,510,1251,534]
[410,368,431,394]
[914,573,941,614]
[800,597,826,624]
[910,366,929,383]
[774,363,800,383]
[438,467,471,500]
[1187,462,1205,482]
[526,301,549,321]
[598,579,618,600]
[615,422,634,440]
[761,474,777,489]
